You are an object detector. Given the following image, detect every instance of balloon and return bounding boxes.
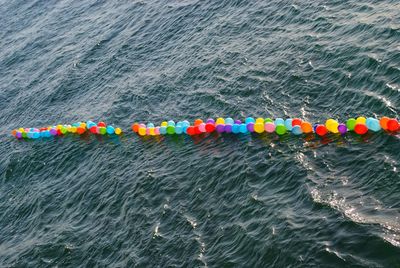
[216,124,225,133]
[160,126,167,135]
[264,118,273,123]
[187,126,195,135]
[167,120,175,126]
[167,125,175,134]
[380,117,389,130]
[234,120,242,124]
[22,132,28,138]
[354,124,368,135]
[292,118,302,126]
[387,119,399,132]
[77,127,85,135]
[337,124,347,135]
[138,127,147,136]
[99,127,107,135]
[315,125,328,136]
[301,122,313,133]
[194,119,203,126]
[11,130,16,137]
[232,124,240,134]
[215,118,224,125]
[274,118,284,126]
[98,122,106,127]
[198,123,206,133]
[325,119,339,133]
[175,125,183,134]
[292,125,303,135]
[206,118,215,124]
[346,118,356,131]
[284,119,293,131]
[33,132,40,139]
[194,126,202,135]
[239,124,248,133]
[147,123,154,128]
[255,118,264,124]
[161,121,168,127]
[245,117,255,124]
[50,128,58,136]
[224,124,233,133]
[275,125,287,135]
[16,132,22,139]
[148,127,155,136]
[106,126,115,134]
[89,126,98,134]
[155,127,160,135]
[60,126,68,134]
[225,118,234,125]
[246,122,255,132]
[254,123,264,133]
[80,123,87,129]
[264,123,275,133]
[356,117,366,125]
[205,123,216,133]
[115,128,122,135]
[366,118,381,132]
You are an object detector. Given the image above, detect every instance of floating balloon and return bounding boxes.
[216,124,225,133]
[354,124,368,135]
[275,125,287,135]
[225,118,234,125]
[239,124,248,133]
[346,118,356,131]
[224,124,233,133]
[315,125,328,136]
[387,119,399,132]
[247,122,255,132]
[254,123,264,133]
[366,118,381,132]
[337,124,347,135]
[292,125,302,135]
[292,118,302,126]
[264,123,275,133]
[205,123,215,133]
[380,117,389,130]
[255,118,264,124]
[274,118,285,126]
[284,119,293,131]
[301,122,313,134]
[245,117,255,124]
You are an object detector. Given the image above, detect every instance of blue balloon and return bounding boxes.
[245,117,255,124]
[32,132,40,139]
[175,125,183,134]
[285,119,293,131]
[232,124,240,134]
[366,118,381,132]
[225,118,234,125]
[45,130,51,138]
[182,120,190,128]
[182,125,188,134]
[147,123,154,128]
[106,126,115,134]
[292,125,303,135]
[160,126,167,135]
[167,120,175,126]
[239,123,248,133]
[275,118,285,126]
[176,121,183,127]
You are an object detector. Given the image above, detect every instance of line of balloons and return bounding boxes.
[131,116,399,136]
[11,121,122,139]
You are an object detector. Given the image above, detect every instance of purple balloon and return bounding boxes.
[50,128,58,136]
[234,120,242,124]
[216,124,225,133]
[16,132,22,139]
[338,123,347,135]
[247,122,255,132]
[206,118,215,124]
[224,124,233,133]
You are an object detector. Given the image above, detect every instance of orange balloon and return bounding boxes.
[301,122,313,133]
[292,118,302,126]
[77,127,86,135]
[194,119,203,126]
[11,129,17,136]
[132,123,139,133]
[380,117,389,130]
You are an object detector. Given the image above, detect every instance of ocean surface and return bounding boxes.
[1,0,400,267]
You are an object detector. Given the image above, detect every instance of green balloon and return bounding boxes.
[346,118,356,131]
[60,127,67,134]
[99,127,107,135]
[166,126,175,135]
[264,118,273,123]
[275,125,287,135]
[22,132,28,138]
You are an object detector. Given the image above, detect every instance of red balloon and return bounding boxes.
[98,122,106,127]
[57,129,62,135]
[187,126,195,136]
[205,123,215,133]
[89,126,98,134]
[194,126,201,135]
[132,123,139,133]
[354,124,368,135]
[315,125,328,136]
[77,127,85,135]
[292,118,302,126]
[387,119,399,132]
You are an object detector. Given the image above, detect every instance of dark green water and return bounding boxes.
[1,0,400,267]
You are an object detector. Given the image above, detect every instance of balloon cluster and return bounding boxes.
[11,121,122,140]
[131,116,399,137]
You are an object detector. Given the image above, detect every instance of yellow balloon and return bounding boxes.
[149,127,155,136]
[80,123,87,129]
[56,124,62,130]
[216,117,225,125]
[18,128,24,132]
[71,127,77,133]
[326,119,339,133]
[161,121,168,127]
[255,118,264,124]
[115,128,122,135]
[138,127,146,136]
[254,123,264,133]
[356,117,366,125]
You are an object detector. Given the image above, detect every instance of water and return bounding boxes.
[1,0,400,266]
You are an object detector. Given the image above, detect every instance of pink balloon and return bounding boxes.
[199,123,206,133]
[155,127,160,135]
[265,123,275,133]
[146,128,150,135]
